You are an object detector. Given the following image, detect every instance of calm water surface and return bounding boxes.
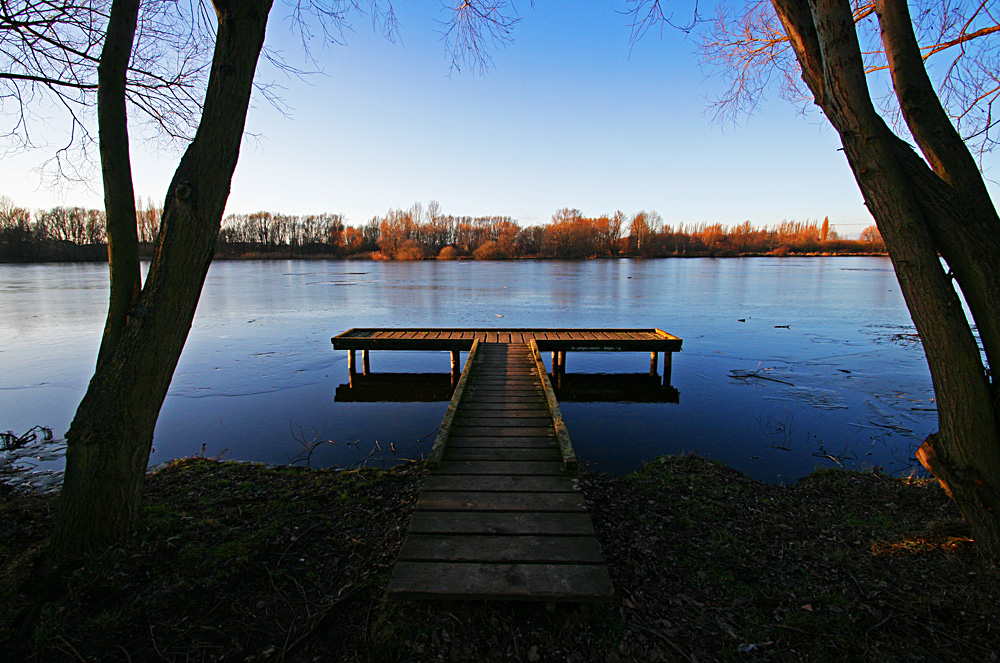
[0,258,936,484]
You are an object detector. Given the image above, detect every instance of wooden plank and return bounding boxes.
[468,384,541,391]
[460,398,549,406]
[447,426,555,438]
[422,474,576,492]
[408,511,595,536]
[453,417,553,428]
[457,409,549,419]
[436,460,563,475]
[445,436,558,449]
[472,376,539,382]
[398,534,602,563]
[454,402,548,411]
[388,562,614,601]
[415,490,583,512]
[445,448,561,462]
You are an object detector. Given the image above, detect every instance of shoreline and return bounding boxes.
[0,252,890,265]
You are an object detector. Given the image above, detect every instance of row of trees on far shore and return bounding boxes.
[0,196,886,262]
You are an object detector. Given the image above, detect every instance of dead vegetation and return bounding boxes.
[1,455,996,662]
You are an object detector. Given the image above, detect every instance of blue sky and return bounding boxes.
[5,1,995,237]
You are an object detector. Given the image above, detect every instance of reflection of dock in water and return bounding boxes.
[331,328,681,602]
[335,372,680,404]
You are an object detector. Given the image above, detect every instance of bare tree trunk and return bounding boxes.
[771,0,1000,558]
[51,0,274,555]
[96,0,140,368]
[875,0,1000,379]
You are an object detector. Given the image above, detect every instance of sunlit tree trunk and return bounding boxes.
[771,0,1000,558]
[51,0,274,554]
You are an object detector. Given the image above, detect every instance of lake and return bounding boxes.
[0,257,937,486]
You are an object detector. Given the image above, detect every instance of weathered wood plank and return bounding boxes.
[446,426,555,438]
[453,402,548,412]
[408,511,595,535]
[415,490,583,512]
[422,474,577,492]
[435,460,563,475]
[397,535,602,563]
[388,562,614,601]
[445,447,561,462]
[465,385,544,393]
[457,410,549,419]
[453,417,553,428]
[445,436,558,449]
[461,395,547,403]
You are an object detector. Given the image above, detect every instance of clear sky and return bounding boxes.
[4,1,997,238]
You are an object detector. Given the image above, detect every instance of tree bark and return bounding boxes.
[875,0,1000,380]
[771,0,1000,558]
[51,0,274,555]
[96,0,141,369]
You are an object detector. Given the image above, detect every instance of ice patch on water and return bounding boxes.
[781,386,849,410]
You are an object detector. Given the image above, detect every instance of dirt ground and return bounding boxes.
[1,455,997,662]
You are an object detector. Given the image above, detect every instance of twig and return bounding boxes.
[730,369,795,386]
[279,586,360,661]
[149,625,170,662]
[55,636,87,663]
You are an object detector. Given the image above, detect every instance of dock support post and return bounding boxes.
[450,350,461,377]
[650,351,658,377]
[551,352,558,376]
[559,351,566,375]
[662,351,673,386]
[348,350,356,375]
[362,350,370,375]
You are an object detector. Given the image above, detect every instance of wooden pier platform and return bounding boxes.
[330,328,682,602]
[332,327,682,385]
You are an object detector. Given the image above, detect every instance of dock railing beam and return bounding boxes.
[427,340,479,469]
[530,340,578,473]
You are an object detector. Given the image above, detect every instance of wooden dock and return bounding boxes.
[330,328,682,601]
[332,328,682,385]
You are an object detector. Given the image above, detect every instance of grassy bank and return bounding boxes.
[1,456,996,662]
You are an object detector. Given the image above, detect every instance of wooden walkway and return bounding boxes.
[330,328,683,602]
[387,341,614,601]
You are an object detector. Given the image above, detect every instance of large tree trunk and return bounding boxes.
[51,0,274,555]
[771,0,1000,558]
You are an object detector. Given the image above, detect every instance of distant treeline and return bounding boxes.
[1,197,886,262]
